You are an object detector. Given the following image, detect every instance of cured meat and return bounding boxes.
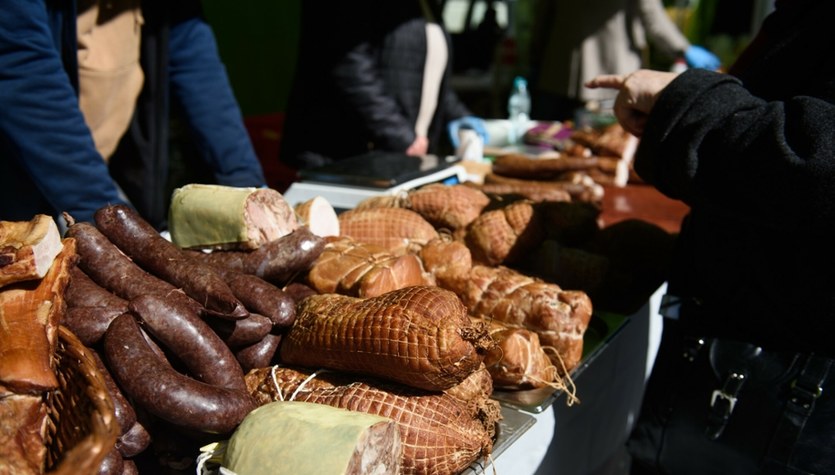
[338,208,438,255]
[0,239,76,393]
[406,184,490,231]
[279,286,492,391]
[440,265,592,374]
[0,214,63,289]
[464,200,545,266]
[307,237,434,298]
[168,184,299,250]
[223,401,402,475]
[245,366,497,475]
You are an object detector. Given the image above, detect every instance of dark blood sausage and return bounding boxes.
[216,268,296,328]
[92,351,137,435]
[64,306,126,346]
[66,266,128,309]
[64,267,129,344]
[103,314,254,434]
[94,204,248,319]
[116,421,151,458]
[96,447,124,475]
[235,333,282,372]
[206,312,273,349]
[128,294,246,392]
[282,282,318,303]
[122,459,139,475]
[189,226,326,285]
[64,220,203,316]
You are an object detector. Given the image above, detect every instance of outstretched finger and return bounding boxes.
[585,74,626,89]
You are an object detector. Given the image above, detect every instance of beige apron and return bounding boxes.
[76,0,144,161]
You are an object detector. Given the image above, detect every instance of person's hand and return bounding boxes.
[406,135,428,156]
[586,70,678,137]
[447,116,489,148]
[684,45,721,70]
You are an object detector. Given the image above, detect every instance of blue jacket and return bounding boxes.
[0,0,265,228]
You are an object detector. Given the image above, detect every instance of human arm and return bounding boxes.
[589,68,835,230]
[0,1,127,223]
[586,70,678,137]
[166,1,266,188]
[406,135,429,156]
[636,0,719,69]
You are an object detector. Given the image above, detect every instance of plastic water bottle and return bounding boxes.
[507,76,531,145]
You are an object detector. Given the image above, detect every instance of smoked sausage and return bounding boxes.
[103,314,254,434]
[235,333,282,372]
[188,226,325,285]
[206,312,273,349]
[64,306,126,346]
[215,268,296,328]
[128,294,246,392]
[65,266,128,309]
[64,220,202,316]
[91,351,137,435]
[94,205,248,319]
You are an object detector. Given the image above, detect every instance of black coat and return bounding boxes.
[636,0,835,354]
[279,1,471,169]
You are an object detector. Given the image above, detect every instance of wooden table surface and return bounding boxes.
[599,183,690,234]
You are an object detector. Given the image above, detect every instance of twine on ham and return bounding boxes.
[270,364,331,402]
[541,346,580,406]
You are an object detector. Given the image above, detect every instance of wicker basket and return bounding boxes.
[43,326,120,475]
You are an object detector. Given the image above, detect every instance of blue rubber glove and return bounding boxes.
[447,116,490,148]
[684,45,721,70]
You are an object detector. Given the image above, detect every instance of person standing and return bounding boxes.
[279,0,487,170]
[529,0,720,121]
[587,0,835,472]
[0,0,266,229]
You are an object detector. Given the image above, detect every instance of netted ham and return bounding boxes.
[307,237,434,298]
[338,208,438,255]
[464,200,545,266]
[442,363,502,441]
[279,286,493,391]
[418,235,472,282]
[245,366,497,475]
[405,184,490,231]
[441,265,592,374]
[353,194,407,211]
[473,317,570,393]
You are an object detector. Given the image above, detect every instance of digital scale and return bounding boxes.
[281,151,467,210]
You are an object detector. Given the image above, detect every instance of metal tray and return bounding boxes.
[461,405,537,474]
[490,312,629,413]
